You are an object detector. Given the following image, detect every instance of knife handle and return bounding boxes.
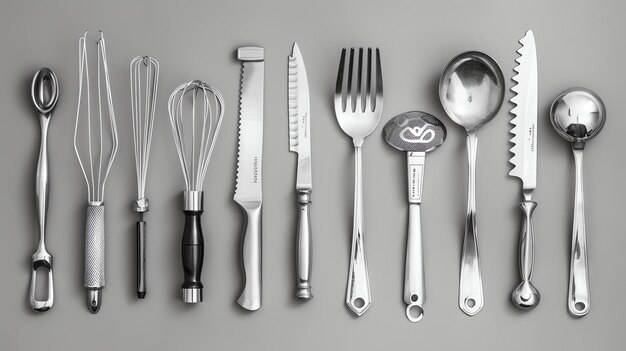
[295,190,313,300]
[237,202,262,311]
[511,201,540,310]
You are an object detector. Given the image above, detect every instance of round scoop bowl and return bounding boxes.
[550,88,606,148]
[439,51,505,132]
[383,111,447,152]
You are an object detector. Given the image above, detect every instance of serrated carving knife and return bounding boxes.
[509,30,540,310]
[235,46,264,311]
[288,43,313,301]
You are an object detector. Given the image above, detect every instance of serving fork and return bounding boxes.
[334,47,383,316]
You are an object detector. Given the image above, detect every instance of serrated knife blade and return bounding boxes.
[288,42,314,301]
[288,43,312,190]
[509,30,541,311]
[509,30,538,192]
[235,46,264,311]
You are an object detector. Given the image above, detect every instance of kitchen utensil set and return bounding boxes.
[27,31,606,320]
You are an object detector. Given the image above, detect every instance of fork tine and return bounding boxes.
[374,48,383,111]
[334,48,346,112]
[355,48,363,112]
[345,48,355,112]
[365,48,373,112]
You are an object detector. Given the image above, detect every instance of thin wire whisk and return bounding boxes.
[167,80,224,303]
[73,31,118,313]
[168,81,224,192]
[130,55,159,299]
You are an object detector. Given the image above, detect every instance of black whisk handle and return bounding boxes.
[136,221,146,299]
[181,209,204,303]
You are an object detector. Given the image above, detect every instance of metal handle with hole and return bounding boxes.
[459,132,484,316]
[29,68,58,312]
[346,146,371,316]
[568,149,590,316]
[404,152,425,322]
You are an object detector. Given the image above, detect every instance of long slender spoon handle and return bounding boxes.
[568,148,590,316]
[459,132,483,316]
[346,146,371,316]
[29,68,58,312]
[30,116,53,312]
[404,152,426,322]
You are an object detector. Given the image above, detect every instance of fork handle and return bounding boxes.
[346,146,371,316]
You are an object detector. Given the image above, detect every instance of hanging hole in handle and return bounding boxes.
[466,298,476,308]
[574,302,586,311]
[406,303,424,322]
[33,266,51,301]
[353,297,365,309]
[410,294,419,302]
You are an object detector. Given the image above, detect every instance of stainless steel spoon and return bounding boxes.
[439,52,504,316]
[550,88,606,317]
[383,111,446,322]
[30,68,59,312]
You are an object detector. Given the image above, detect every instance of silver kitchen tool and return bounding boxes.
[168,80,224,303]
[383,111,446,322]
[74,31,119,314]
[550,88,605,317]
[29,68,59,312]
[235,46,264,311]
[439,51,504,316]
[288,42,313,301]
[509,30,540,310]
[334,47,383,316]
[130,56,159,299]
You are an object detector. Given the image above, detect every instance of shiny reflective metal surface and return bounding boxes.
[235,47,265,311]
[383,111,446,322]
[334,47,383,316]
[509,30,540,310]
[288,43,313,300]
[550,88,606,317]
[74,32,119,313]
[439,51,504,316]
[29,68,58,312]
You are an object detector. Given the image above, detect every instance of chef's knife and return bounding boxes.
[235,46,264,311]
[288,42,313,300]
[509,30,540,310]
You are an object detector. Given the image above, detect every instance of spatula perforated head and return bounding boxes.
[383,111,446,153]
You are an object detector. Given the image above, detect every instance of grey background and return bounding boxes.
[1,0,625,349]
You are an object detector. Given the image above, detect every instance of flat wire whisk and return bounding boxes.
[75,31,119,204]
[130,55,159,299]
[167,80,224,303]
[74,31,118,313]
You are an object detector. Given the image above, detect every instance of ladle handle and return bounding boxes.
[459,132,483,316]
[568,148,590,316]
[404,152,426,322]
